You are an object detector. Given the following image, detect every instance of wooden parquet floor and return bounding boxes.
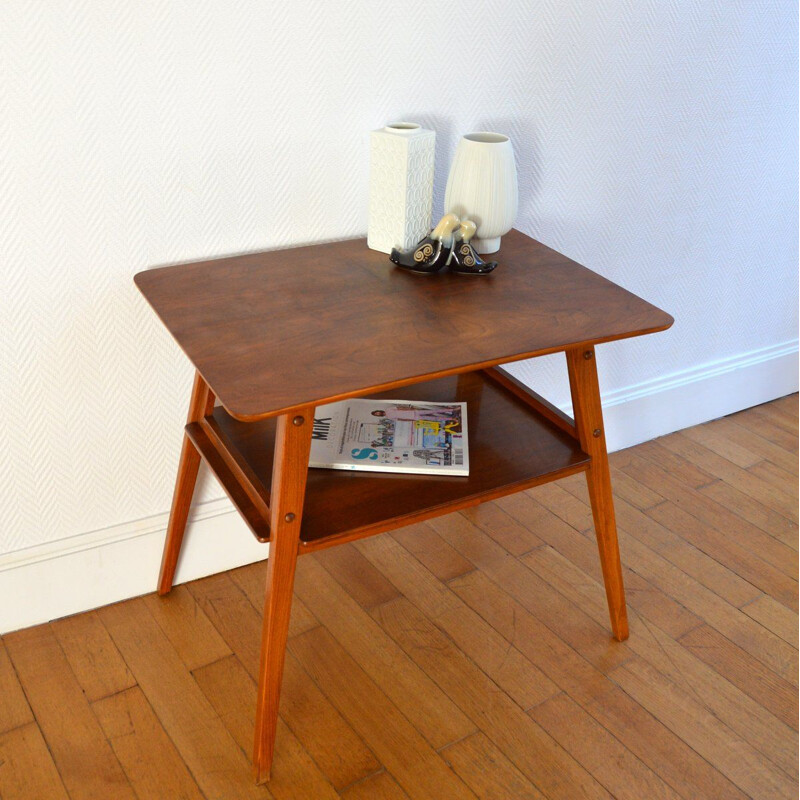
[1,396,797,800]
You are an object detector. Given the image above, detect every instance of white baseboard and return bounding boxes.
[0,496,258,634]
[1,339,796,634]
[599,339,799,452]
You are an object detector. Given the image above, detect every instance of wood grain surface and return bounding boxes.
[134,230,673,421]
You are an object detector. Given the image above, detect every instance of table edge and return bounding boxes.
[217,315,674,422]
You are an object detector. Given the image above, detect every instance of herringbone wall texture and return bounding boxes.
[1,2,796,555]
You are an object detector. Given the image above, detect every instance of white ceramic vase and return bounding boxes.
[444,132,518,254]
[367,122,436,254]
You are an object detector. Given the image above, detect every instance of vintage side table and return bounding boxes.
[135,229,673,783]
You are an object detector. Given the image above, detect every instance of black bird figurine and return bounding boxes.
[390,213,461,274]
[446,220,498,275]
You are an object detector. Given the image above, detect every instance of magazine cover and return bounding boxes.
[309,398,469,476]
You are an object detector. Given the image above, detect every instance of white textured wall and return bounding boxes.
[2,1,797,558]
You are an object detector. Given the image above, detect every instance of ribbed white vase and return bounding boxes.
[444,132,518,254]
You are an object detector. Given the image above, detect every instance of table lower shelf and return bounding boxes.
[187,371,591,552]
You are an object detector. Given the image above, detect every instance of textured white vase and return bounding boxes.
[367,122,436,254]
[444,132,518,254]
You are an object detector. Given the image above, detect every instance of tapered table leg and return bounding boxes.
[253,408,314,783]
[566,347,629,641]
[157,371,215,595]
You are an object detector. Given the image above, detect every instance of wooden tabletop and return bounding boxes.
[135,229,673,421]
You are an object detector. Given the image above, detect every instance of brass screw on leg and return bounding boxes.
[584,351,593,360]
[292,416,304,426]
[284,513,295,523]
[593,429,602,438]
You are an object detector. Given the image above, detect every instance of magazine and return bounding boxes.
[309,398,469,476]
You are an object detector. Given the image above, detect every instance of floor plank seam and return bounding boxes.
[335,766,388,795]
[434,729,478,754]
